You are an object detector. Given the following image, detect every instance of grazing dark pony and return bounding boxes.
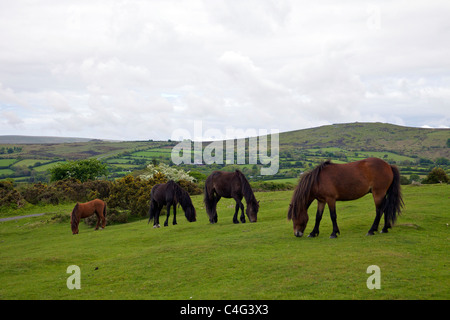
[204,170,259,224]
[70,199,107,234]
[287,157,404,238]
[148,180,196,228]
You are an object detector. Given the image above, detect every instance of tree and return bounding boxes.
[409,173,420,183]
[49,159,108,182]
[435,157,449,166]
[422,167,449,184]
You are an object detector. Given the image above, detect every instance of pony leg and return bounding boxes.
[100,214,106,229]
[172,204,177,225]
[94,212,101,230]
[164,204,171,227]
[328,202,340,238]
[381,213,391,233]
[154,205,161,228]
[239,200,245,223]
[102,215,106,229]
[367,208,383,235]
[210,196,220,224]
[367,193,385,235]
[308,201,325,237]
[232,197,245,223]
[233,200,246,224]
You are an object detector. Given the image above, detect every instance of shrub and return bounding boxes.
[20,178,111,205]
[140,163,195,183]
[0,180,25,210]
[49,159,108,182]
[422,167,449,184]
[107,173,167,217]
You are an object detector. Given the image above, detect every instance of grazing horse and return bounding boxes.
[287,157,404,238]
[148,180,196,228]
[204,170,259,224]
[70,199,107,234]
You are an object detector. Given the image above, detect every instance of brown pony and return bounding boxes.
[288,157,404,238]
[70,199,107,234]
[204,170,259,224]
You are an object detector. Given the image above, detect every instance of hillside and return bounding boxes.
[0,122,448,182]
[0,135,96,144]
[280,122,449,160]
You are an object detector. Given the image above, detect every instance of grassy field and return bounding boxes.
[0,184,448,300]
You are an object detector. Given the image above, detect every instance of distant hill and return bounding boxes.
[279,122,449,160]
[0,122,448,182]
[0,135,98,144]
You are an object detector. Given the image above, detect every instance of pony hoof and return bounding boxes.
[366,231,375,236]
[153,224,160,228]
[329,234,338,239]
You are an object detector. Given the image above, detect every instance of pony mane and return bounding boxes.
[172,182,190,208]
[288,160,331,220]
[235,170,258,206]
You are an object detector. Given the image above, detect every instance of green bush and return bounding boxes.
[422,167,449,184]
[0,180,25,210]
[49,159,108,182]
[107,172,168,217]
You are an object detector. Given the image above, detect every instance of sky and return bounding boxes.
[0,0,449,141]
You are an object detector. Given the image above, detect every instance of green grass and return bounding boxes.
[12,159,52,168]
[0,159,17,167]
[0,185,449,300]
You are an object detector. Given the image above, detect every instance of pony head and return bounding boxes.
[246,199,259,222]
[287,203,309,237]
[184,205,197,222]
[179,188,197,222]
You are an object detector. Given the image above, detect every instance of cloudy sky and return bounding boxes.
[0,0,449,141]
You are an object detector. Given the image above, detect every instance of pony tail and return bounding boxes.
[148,200,156,224]
[203,177,215,219]
[148,185,159,224]
[382,165,404,225]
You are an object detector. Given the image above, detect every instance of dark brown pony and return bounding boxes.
[287,157,404,238]
[70,199,107,234]
[148,180,196,228]
[204,170,259,224]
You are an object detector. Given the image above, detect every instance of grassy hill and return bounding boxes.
[280,122,449,160]
[0,122,448,182]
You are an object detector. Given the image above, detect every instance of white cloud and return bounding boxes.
[0,1,449,140]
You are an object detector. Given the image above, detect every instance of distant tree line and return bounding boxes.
[0,146,22,154]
